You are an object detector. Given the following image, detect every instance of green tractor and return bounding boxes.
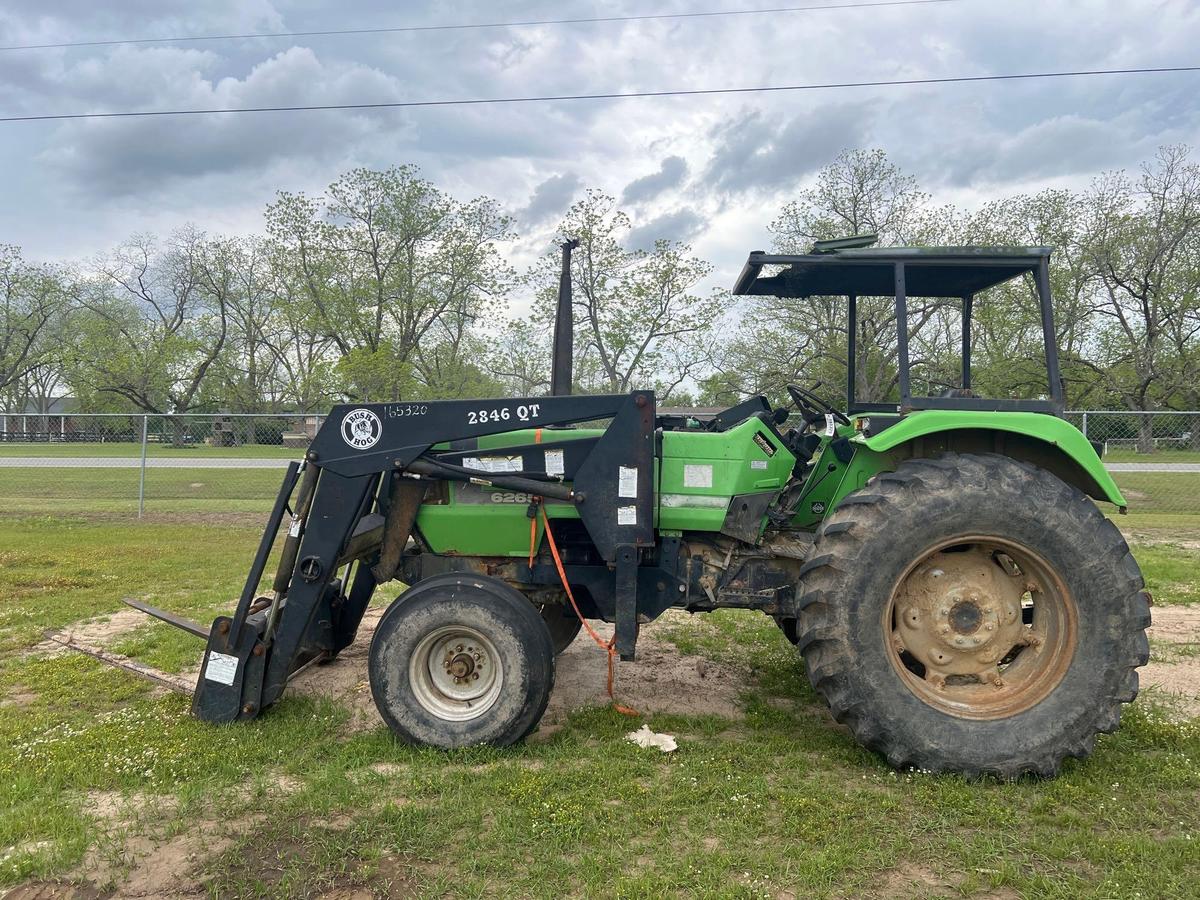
[126,237,1149,779]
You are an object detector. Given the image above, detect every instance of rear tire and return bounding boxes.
[795,453,1150,778]
[369,573,555,748]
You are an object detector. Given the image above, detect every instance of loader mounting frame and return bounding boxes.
[135,391,657,725]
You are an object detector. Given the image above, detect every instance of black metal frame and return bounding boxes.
[134,391,657,724]
[732,248,1065,415]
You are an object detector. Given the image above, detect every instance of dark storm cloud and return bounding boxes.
[516,173,582,225]
[626,208,705,251]
[703,102,876,194]
[620,155,687,205]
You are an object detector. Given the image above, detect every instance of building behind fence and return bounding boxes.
[0,411,1196,521]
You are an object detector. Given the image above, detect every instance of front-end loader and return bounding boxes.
[119,236,1150,778]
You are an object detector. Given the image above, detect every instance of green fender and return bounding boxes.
[850,410,1127,508]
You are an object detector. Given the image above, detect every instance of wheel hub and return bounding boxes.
[893,546,1031,689]
[409,628,503,721]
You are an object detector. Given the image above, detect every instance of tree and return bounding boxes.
[265,166,514,401]
[0,245,69,404]
[1081,146,1200,450]
[528,191,721,399]
[202,237,285,412]
[960,190,1096,404]
[66,229,230,441]
[714,149,953,407]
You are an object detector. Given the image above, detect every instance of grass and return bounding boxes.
[0,517,1198,897]
[1109,471,1200,519]
[0,467,286,516]
[0,466,1197,526]
[1103,448,1200,463]
[0,440,301,458]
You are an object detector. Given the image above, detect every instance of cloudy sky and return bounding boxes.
[1,0,1198,301]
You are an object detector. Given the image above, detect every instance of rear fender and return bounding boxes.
[853,411,1126,509]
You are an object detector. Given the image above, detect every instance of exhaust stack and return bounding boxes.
[550,238,579,396]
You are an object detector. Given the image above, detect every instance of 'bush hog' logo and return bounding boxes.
[340,408,382,450]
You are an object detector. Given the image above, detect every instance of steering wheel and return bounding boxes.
[787,382,851,427]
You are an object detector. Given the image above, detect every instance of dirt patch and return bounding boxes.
[1,882,106,899]
[543,617,747,723]
[1142,605,1200,717]
[866,862,1021,900]
[286,605,748,734]
[32,608,149,655]
[204,827,417,899]
[54,791,242,899]
[0,684,38,709]
[870,862,957,898]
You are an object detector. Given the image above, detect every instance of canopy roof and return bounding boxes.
[732,246,1052,299]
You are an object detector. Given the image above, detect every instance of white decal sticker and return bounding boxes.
[463,456,522,474]
[204,651,239,686]
[617,505,638,525]
[750,460,768,470]
[544,449,565,477]
[288,516,302,537]
[824,413,836,437]
[683,464,714,488]
[618,466,638,498]
[340,408,382,450]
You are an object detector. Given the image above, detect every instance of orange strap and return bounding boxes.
[534,427,543,444]
[531,500,639,716]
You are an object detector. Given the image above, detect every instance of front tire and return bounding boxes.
[368,573,555,748]
[795,453,1150,778]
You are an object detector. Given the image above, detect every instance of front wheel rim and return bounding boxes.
[884,535,1078,720]
[409,625,504,722]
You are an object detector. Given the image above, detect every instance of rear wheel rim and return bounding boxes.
[884,535,1077,720]
[409,625,504,722]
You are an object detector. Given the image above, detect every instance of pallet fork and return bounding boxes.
[126,391,656,725]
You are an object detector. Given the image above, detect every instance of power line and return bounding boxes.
[0,0,960,52]
[1,66,1195,125]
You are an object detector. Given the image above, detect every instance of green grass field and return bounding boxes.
[0,466,1197,523]
[0,515,1198,897]
[0,440,300,458]
[1103,447,1200,463]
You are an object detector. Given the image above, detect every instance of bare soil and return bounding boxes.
[286,605,749,735]
[1143,605,1200,717]
[32,608,151,655]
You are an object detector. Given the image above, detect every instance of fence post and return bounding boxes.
[137,415,148,519]
[1082,411,1088,440]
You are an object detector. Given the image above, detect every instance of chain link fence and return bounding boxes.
[1062,411,1200,527]
[0,410,1196,525]
[0,413,322,517]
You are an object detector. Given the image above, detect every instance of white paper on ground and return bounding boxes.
[625,724,678,752]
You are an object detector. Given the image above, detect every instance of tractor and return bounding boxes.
[122,235,1149,778]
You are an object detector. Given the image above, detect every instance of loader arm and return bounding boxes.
[179,392,656,725]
